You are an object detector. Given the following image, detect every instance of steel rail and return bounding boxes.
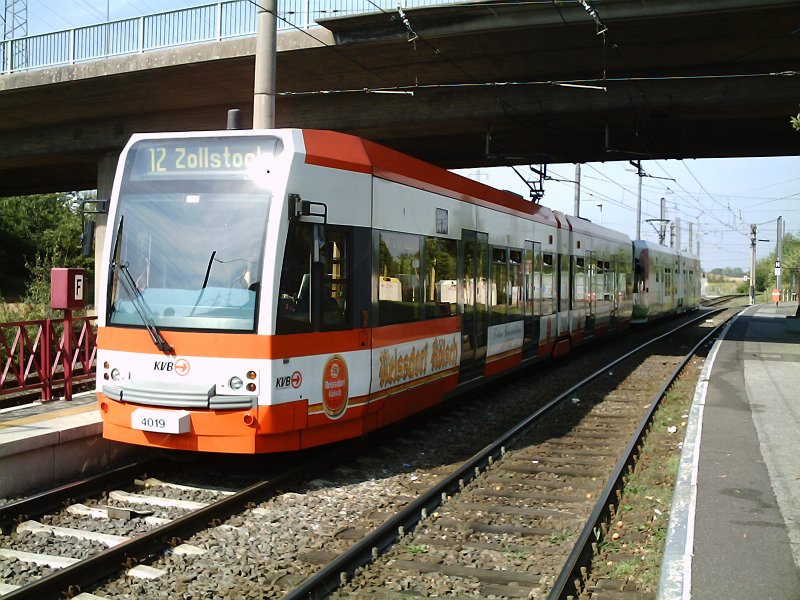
[1,450,337,600]
[283,308,726,599]
[0,459,161,534]
[546,308,739,600]
[700,294,746,307]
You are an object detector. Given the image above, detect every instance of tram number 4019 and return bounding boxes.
[131,407,192,434]
[140,416,166,429]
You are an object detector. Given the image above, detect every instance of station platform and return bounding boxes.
[0,392,141,499]
[660,302,800,599]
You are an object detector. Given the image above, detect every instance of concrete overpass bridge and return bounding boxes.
[0,0,798,197]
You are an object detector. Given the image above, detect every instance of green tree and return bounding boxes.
[756,232,800,297]
[0,192,94,317]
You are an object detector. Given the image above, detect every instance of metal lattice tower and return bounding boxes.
[2,0,27,69]
[2,0,27,39]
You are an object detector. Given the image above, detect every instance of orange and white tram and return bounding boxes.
[96,128,687,454]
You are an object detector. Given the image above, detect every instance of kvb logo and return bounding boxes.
[153,358,190,376]
[276,371,303,389]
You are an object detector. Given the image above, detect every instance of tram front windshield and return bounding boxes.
[107,137,277,332]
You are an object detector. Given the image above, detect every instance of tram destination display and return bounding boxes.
[127,137,283,180]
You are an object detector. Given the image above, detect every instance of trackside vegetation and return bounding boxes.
[0,192,94,321]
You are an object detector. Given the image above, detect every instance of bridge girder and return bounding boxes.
[0,0,798,195]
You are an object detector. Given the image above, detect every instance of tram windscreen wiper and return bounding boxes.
[115,263,174,353]
[188,250,217,318]
[111,217,174,353]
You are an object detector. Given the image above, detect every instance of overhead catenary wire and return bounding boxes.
[20,0,794,270]
[559,160,773,254]
[243,0,660,163]
[268,70,795,97]
[244,0,400,90]
[245,0,528,155]
[34,2,81,31]
[249,0,790,255]
[547,166,663,223]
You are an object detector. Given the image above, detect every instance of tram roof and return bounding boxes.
[302,129,559,227]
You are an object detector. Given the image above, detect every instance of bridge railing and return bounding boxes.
[0,316,97,403]
[1,0,449,75]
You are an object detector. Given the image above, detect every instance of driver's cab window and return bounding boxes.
[276,222,350,334]
[321,230,349,328]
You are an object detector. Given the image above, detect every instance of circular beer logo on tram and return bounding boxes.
[322,355,349,419]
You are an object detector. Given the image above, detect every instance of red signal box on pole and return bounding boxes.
[50,268,87,310]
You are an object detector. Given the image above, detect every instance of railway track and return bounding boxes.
[700,294,746,307]
[0,306,737,599]
[0,451,340,599]
[286,307,737,599]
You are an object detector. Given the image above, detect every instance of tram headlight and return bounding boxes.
[229,376,244,391]
[110,368,122,382]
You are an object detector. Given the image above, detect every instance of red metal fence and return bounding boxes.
[0,315,97,403]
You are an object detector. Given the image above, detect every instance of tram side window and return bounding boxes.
[675,267,679,297]
[524,245,539,317]
[634,257,644,293]
[560,254,570,313]
[618,255,630,300]
[572,256,586,311]
[379,231,421,325]
[321,230,350,329]
[491,248,508,325]
[531,246,542,316]
[594,259,604,302]
[598,260,606,300]
[276,223,313,334]
[541,253,555,315]
[508,250,523,321]
[423,237,458,318]
[276,223,351,334]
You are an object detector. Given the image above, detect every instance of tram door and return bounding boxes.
[610,256,619,323]
[522,240,541,360]
[586,250,596,336]
[459,230,489,381]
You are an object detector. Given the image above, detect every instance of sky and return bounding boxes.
[17,1,800,272]
[24,1,198,32]
[455,157,800,272]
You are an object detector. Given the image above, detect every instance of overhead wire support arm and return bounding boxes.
[511,165,548,204]
[397,6,418,43]
[577,0,608,35]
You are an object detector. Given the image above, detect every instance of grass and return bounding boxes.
[588,363,700,593]
[547,530,574,546]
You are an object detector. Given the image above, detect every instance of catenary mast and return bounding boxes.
[2,0,27,68]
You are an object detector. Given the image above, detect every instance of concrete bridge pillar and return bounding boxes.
[94,151,119,309]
